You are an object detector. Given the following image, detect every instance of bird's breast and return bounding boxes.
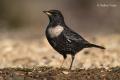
[47,25,64,38]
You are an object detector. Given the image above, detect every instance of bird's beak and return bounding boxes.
[43,11,52,16]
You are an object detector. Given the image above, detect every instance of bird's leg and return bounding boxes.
[60,59,65,68]
[60,54,67,68]
[69,55,75,70]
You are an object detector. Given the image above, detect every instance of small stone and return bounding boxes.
[62,71,69,74]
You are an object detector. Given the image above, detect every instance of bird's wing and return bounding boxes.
[63,29,88,44]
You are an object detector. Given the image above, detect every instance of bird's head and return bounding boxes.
[43,10,64,24]
[43,10,62,17]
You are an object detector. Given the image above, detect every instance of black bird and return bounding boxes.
[43,10,105,69]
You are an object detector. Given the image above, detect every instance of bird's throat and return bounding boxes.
[49,16,65,26]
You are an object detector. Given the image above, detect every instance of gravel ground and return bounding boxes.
[0,33,120,69]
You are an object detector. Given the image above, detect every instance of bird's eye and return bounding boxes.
[53,13,58,16]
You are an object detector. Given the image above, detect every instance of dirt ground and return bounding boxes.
[0,66,120,80]
[0,33,120,80]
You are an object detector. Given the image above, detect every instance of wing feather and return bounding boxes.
[63,28,88,44]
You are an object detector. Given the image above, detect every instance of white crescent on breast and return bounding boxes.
[48,25,64,38]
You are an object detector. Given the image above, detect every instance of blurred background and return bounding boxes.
[0,0,120,69]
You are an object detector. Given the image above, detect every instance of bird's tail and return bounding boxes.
[85,43,105,49]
